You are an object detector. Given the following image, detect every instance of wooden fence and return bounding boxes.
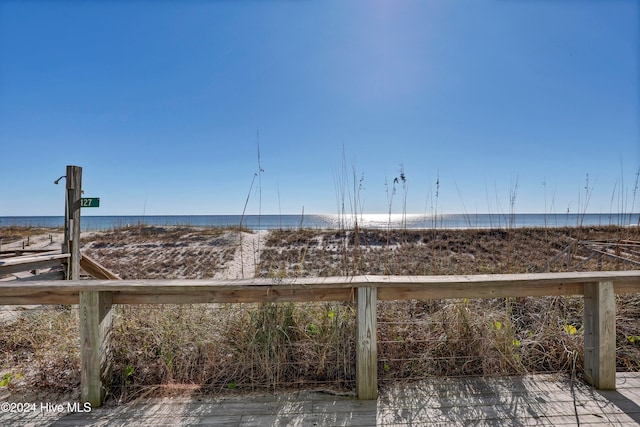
[1,270,640,406]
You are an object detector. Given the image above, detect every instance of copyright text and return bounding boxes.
[1,402,92,414]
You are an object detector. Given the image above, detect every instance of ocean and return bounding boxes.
[0,213,638,231]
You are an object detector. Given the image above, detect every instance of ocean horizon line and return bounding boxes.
[2,212,638,217]
[1,213,638,231]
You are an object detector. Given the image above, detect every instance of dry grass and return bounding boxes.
[81,225,238,279]
[257,225,640,385]
[106,301,355,402]
[2,225,640,402]
[0,226,62,244]
[259,226,640,276]
[376,296,587,382]
[0,308,79,398]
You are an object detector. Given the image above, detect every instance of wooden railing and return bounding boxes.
[0,253,69,276]
[2,270,640,406]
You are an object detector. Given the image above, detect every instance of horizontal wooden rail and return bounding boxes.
[0,249,61,256]
[1,271,640,305]
[0,253,69,276]
[1,270,639,406]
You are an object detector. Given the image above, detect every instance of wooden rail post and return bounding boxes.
[80,290,113,406]
[356,286,377,399]
[63,165,82,280]
[584,281,616,390]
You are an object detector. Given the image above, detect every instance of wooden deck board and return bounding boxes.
[3,373,640,426]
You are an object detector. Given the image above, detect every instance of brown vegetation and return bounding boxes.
[0,226,62,243]
[260,226,640,277]
[81,225,238,279]
[2,225,640,402]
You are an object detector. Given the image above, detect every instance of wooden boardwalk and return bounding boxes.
[3,372,640,426]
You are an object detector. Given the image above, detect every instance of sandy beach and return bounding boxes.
[2,224,640,280]
[76,225,640,279]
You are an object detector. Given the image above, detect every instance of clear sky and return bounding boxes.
[1,0,638,217]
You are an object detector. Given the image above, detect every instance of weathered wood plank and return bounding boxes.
[6,374,640,426]
[111,288,354,304]
[356,286,377,400]
[0,249,60,256]
[1,270,639,292]
[64,165,82,280]
[365,270,640,288]
[539,240,577,272]
[584,281,617,390]
[0,253,70,275]
[0,288,354,305]
[0,292,79,305]
[80,254,121,280]
[11,271,65,282]
[0,276,365,294]
[614,282,640,294]
[377,282,585,300]
[79,290,112,407]
[1,271,639,305]
[588,248,640,267]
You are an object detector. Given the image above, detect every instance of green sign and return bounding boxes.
[81,198,100,208]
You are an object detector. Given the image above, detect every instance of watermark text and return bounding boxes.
[1,401,92,414]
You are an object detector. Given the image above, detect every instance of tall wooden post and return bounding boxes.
[63,165,82,280]
[357,286,378,399]
[80,291,113,406]
[60,165,113,406]
[584,281,616,390]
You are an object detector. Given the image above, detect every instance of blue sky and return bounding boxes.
[1,0,638,216]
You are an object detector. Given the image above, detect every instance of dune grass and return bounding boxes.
[2,224,640,402]
[0,226,62,245]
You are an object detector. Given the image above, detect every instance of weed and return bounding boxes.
[3,225,640,402]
